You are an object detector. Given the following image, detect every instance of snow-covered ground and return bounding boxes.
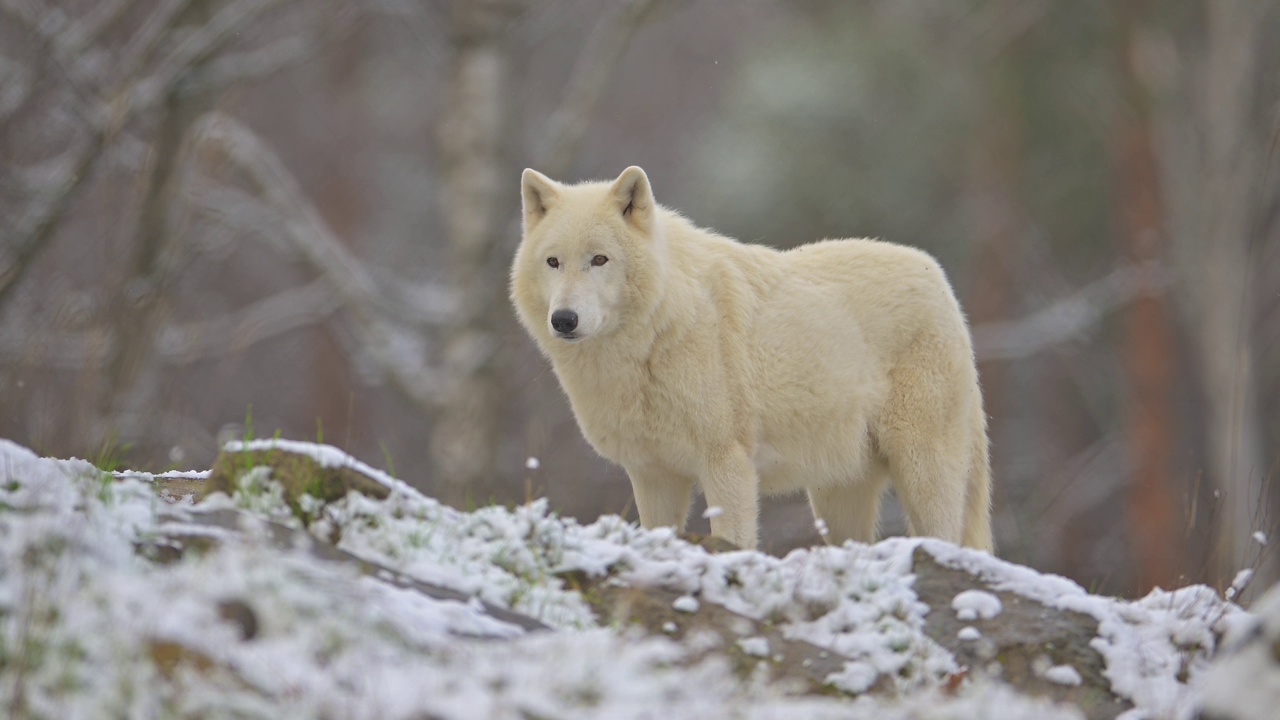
[0,438,1259,719]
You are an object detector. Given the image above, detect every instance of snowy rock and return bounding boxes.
[207,440,395,527]
[0,438,1250,720]
[1200,580,1280,720]
[912,548,1134,720]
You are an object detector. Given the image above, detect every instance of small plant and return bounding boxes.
[90,438,133,474]
[242,405,255,444]
[378,441,398,480]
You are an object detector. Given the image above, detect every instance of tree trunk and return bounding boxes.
[964,52,1025,558]
[1115,0,1179,595]
[1194,0,1269,592]
[432,0,522,505]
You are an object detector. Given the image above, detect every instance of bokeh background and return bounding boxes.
[2,0,1277,600]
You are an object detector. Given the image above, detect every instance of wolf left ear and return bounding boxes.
[522,168,559,231]
[609,166,655,230]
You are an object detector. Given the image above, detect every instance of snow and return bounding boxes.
[702,505,724,519]
[672,595,701,613]
[826,661,882,694]
[525,457,540,470]
[957,626,982,641]
[1200,580,1280,720]
[0,438,1254,719]
[1253,531,1268,546]
[952,589,1003,621]
[1042,664,1083,687]
[116,468,211,481]
[1227,568,1254,600]
[739,636,770,657]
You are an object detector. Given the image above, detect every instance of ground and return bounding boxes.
[0,437,1266,719]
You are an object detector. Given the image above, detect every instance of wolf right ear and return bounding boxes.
[522,168,559,230]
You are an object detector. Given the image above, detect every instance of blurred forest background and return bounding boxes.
[2,0,1278,600]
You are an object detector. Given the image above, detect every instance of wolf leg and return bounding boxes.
[700,446,760,549]
[887,442,968,545]
[807,468,890,545]
[627,467,694,533]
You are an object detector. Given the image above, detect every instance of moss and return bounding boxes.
[207,448,391,525]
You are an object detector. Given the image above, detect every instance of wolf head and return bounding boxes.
[510,166,665,349]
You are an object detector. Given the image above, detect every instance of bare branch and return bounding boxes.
[1,0,318,310]
[0,281,338,370]
[185,183,292,251]
[0,0,49,29]
[126,0,286,106]
[58,0,139,57]
[0,54,34,124]
[0,325,112,369]
[192,112,451,405]
[190,114,456,326]
[972,262,1173,362]
[156,279,342,363]
[193,113,389,320]
[0,132,106,307]
[116,0,195,81]
[181,34,314,93]
[536,0,671,176]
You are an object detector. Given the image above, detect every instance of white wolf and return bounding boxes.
[510,166,992,551]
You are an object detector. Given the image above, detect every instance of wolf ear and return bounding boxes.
[609,166,655,231]
[521,168,559,230]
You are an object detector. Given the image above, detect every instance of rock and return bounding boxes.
[910,547,1132,720]
[216,598,260,641]
[577,578,873,696]
[207,446,391,526]
[679,532,742,554]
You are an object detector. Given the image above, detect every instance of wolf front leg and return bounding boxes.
[626,466,695,534]
[700,446,759,549]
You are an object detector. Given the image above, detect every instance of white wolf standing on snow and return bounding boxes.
[510,166,992,552]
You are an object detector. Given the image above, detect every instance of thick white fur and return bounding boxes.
[510,166,993,552]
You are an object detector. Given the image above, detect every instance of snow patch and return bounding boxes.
[738,636,770,658]
[1042,664,1083,687]
[673,595,700,613]
[826,661,880,694]
[952,589,1003,621]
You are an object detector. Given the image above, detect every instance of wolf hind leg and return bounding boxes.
[887,440,969,545]
[807,466,890,545]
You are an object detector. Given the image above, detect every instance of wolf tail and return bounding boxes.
[962,396,994,552]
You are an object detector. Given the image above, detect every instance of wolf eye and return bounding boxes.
[591,255,608,266]
[546,257,559,268]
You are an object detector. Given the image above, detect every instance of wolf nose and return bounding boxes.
[550,310,578,334]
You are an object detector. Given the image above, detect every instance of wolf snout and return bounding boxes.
[550,309,579,334]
